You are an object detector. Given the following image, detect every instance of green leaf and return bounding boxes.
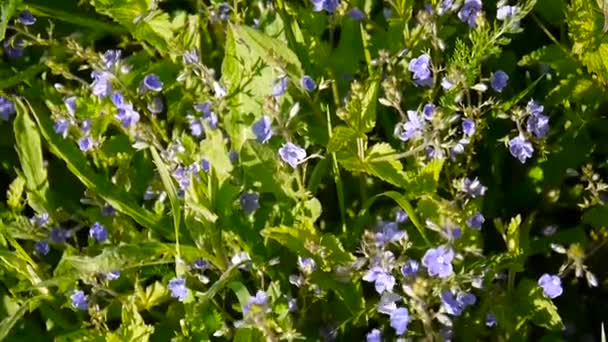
[515,279,564,331]
[0,0,21,41]
[6,176,25,210]
[363,143,408,188]
[404,158,444,199]
[582,205,608,228]
[0,296,42,341]
[506,215,522,254]
[233,328,264,342]
[13,99,50,213]
[327,126,362,153]
[338,79,380,134]
[26,99,169,237]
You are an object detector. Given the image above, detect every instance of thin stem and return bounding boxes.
[326,106,346,233]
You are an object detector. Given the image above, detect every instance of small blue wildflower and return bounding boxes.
[89,222,108,242]
[422,245,454,278]
[441,77,455,90]
[243,290,269,315]
[240,192,260,214]
[91,71,112,98]
[497,5,518,21]
[466,212,485,230]
[71,290,88,311]
[311,0,340,13]
[366,329,382,342]
[189,118,204,137]
[115,104,140,128]
[218,3,231,21]
[401,260,420,277]
[101,50,121,69]
[491,70,509,92]
[445,226,462,240]
[450,139,469,159]
[439,0,454,15]
[509,135,534,164]
[462,119,476,136]
[192,258,209,270]
[19,10,36,25]
[183,49,199,64]
[229,149,238,164]
[142,74,163,92]
[462,177,487,197]
[201,159,210,173]
[363,266,395,294]
[101,205,116,217]
[279,142,306,168]
[395,210,408,223]
[486,312,497,327]
[408,54,433,87]
[35,241,49,255]
[527,112,550,139]
[3,38,24,59]
[78,136,93,152]
[272,76,289,97]
[390,307,410,335]
[395,110,423,142]
[81,119,92,135]
[0,96,16,121]
[375,222,407,246]
[252,116,273,143]
[538,274,562,299]
[441,290,469,316]
[298,257,317,274]
[54,119,70,138]
[64,96,77,116]
[526,99,544,116]
[301,75,317,91]
[31,212,49,227]
[50,227,69,243]
[423,103,436,120]
[458,0,483,28]
[288,297,297,312]
[543,225,558,236]
[105,270,120,281]
[348,8,365,21]
[168,277,189,302]
[148,96,164,114]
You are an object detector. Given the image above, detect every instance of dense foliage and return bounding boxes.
[0,0,607,340]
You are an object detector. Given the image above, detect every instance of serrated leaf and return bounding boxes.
[515,279,564,331]
[327,126,362,153]
[6,176,25,210]
[363,143,408,188]
[339,79,380,134]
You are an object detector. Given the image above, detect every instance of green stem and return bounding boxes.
[326,107,346,233]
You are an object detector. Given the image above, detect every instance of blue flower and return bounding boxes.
[80,119,92,135]
[3,38,24,59]
[408,54,433,87]
[54,119,70,138]
[538,273,562,299]
[422,245,454,278]
[78,136,93,152]
[31,212,49,227]
[395,110,423,141]
[183,49,199,64]
[243,290,269,315]
[19,10,36,25]
[71,290,88,311]
[462,177,487,197]
[229,149,238,164]
[366,329,382,342]
[142,74,163,92]
[101,50,121,69]
[348,8,365,21]
[298,257,317,274]
[101,205,116,217]
[458,0,483,28]
[439,0,454,15]
[64,96,77,116]
[252,116,273,143]
[441,290,476,316]
[509,135,534,164]
[486,312,497,327]
[491,70,509,92]
[279,142,306,168]
[526,112,550,139]
[89,222,108,242]
[375,222,407,246]
[423,103,436,120]
[401,260,420,277]
[301,75,317,91]
[272,76,289,97]
[148,96,164,114]
[50,227,70,243]
[390,307,410,335]
[192,258,209,270]
[526,99,544,116]
[311,0,340,13]
[189,117,204,137]
[240,192,260,214]
[395,210,408,223]
[169,277,189,302]
[497,5,518,20]
[462,118,476,136]
[91,71,113,98]
[105,270,120,281]
[0,96,16,121]
[441,77,455,90]
[112,93,140,128]
[363,266,395,294]
[35,241,49,255]
[201,159,211,173]
[217,3,231,21]
[466,212,485,230]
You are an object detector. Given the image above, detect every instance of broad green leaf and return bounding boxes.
[134,281,168,311]
[27,99,170,237]
[233,328,264,342]
[363,143,408,188]
[6,176,25,210]
[115,303,154,341]
[13,99,50,213]
[515,279,564,331]
[0,297,42,341]
[404,158,444,199]
[338,79,380,134]
[568,0,608,85]
[327,126,362,153]
[582,205,608,228]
